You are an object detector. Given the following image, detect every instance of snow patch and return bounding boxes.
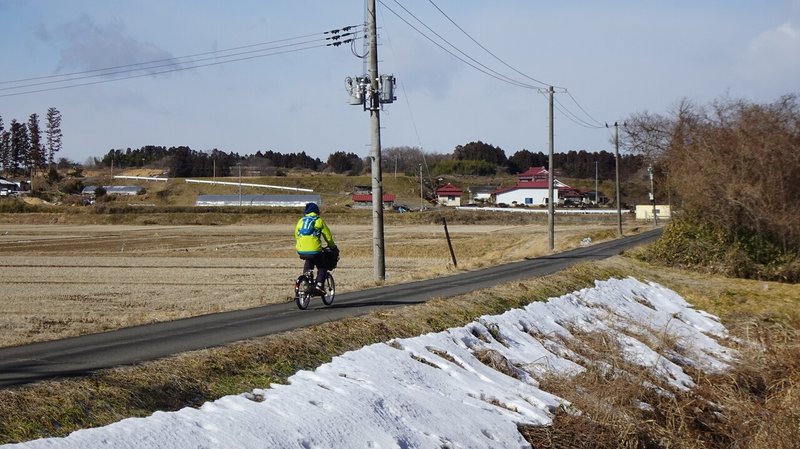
[5,277,735,449]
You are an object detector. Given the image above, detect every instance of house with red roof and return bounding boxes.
[435,183,464,206]
[492,166,571,207]
[351,193,397,209]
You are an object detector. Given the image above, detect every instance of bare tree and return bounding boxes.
[627,95,800,256]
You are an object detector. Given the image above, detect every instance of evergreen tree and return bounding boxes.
[0,131,9,177]
[453,141,507,165]
[0,116,5,176]
[45,107,63,170]
[28,113,45,171]
[9,120,29,176]
[327,151,363,174]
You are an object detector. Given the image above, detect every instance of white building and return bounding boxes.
[492,167,570,206]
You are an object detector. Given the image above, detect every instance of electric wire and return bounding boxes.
[425,0,605,130]
[555,97,604,129]
[0,26,363,98]
[0,28,359,86]
[425,0,551,89]
[377,0,538,89]
[377,6,433,186]
[388,0,606,134]
[385,0,540,89]
[565,89,605,128]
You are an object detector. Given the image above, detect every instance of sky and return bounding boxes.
[0,1,798,165]
[2,277,735,448]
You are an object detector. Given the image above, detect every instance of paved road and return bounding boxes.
[0,228,662,388]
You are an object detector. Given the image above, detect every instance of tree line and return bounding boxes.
[381,142,644,180]
[0,108,63,177]
[96,142,644,181]
[625,94,799,281]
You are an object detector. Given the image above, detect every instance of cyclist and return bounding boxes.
[295,202,337,295]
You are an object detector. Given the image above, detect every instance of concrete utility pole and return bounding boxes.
[614,122,623,237]
[419,164,423,211]
[649,164,659,225]
[595,160,599,205]
[367,0,386,281]
[547,85,555,252]
[238,162,242,207]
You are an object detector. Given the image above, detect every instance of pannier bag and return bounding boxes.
[322,247,340,270]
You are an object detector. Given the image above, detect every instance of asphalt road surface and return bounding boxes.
[0,228,662,388]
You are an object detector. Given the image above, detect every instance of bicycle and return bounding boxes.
[294,247,338,310]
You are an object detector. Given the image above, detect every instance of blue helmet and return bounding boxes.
[304,202,320,214]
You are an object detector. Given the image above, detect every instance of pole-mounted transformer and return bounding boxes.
[379,75,396,104]
[345,74,396,110]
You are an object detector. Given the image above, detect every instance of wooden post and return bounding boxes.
[442,217,457,268]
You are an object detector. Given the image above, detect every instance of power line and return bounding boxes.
[385,0,605,133]
[425,0,551,88]
[565,89,605,128]
[425,0,605,129]
[0,26,363,98]
[378,0,538,89]
[387,0,541,89]
[0,29,359,86]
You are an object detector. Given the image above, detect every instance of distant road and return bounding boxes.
[0,228,662,388]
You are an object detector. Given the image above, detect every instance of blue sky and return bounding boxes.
[1,1,798,164]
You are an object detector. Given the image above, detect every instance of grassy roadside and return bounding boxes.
[1,254,798,446]
[0,258,621,443]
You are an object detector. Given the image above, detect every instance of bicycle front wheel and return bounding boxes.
[321,273,335,305]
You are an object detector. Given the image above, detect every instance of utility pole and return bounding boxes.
[614,122,623,237]
[238,162,242,207]
[595,160,599,206]
[547,85,555,252]
[367,0,385,281]
[419,163,423,211]
[648,164,659,225]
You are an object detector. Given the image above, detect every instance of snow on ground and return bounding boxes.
[5,277,736,449]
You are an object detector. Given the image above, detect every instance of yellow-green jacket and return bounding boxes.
[295,212,335,255]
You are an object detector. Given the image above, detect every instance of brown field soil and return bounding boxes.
[0,220,643,348]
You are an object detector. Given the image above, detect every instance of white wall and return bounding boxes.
[635,205,672,220]
[495,188,555,206]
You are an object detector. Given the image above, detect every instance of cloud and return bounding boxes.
[49,14,181,76]
[739,3,800,93]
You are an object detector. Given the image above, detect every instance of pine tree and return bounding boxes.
[0,131,9,177]
[0,116,5,176]
[9,120,29,176]
[45,108,63,170]
[28,114,44,171]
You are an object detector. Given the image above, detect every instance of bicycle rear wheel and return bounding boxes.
[295,275,312,310]
[321,273,335,305]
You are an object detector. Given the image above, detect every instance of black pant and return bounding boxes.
[301,253,328,286]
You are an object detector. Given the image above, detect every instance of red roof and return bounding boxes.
[492,181,549,195]
[435,183,463,195]
[517,166,549,178]
[352,194,396,202]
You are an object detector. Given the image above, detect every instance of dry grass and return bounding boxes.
[1,253,798,446]
[5,209,797,447]
[0,219,637,347]
[517,256,800,449]
[0,257,617,444]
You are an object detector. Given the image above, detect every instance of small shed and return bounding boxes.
[352,193,396,209]
[435,183,463,206]
[436,182,464,206]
